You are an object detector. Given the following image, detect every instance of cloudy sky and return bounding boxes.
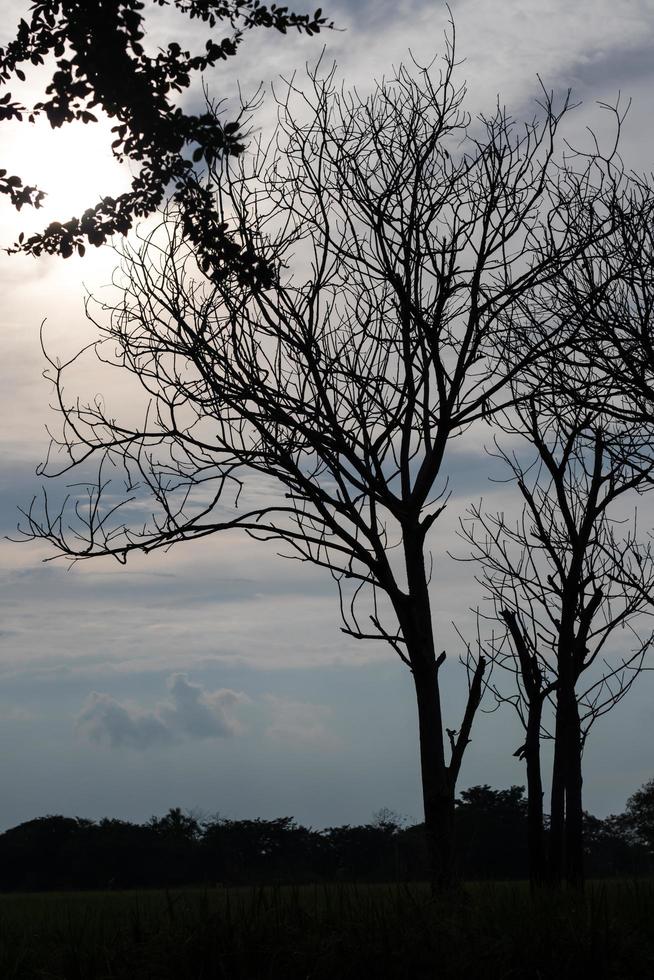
[1,0,654,832]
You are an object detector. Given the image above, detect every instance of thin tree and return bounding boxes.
[460,392,654,887]
[21,39,621,887]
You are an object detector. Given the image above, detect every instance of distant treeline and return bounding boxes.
[1,783,653,892]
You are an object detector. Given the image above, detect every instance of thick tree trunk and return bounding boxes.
[400,524,457,891]
[411,657,455,890]
[549,682,585,888]
[398,522,485,891]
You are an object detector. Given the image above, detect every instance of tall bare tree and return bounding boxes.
[461,391,654,887]
[21,37,623,887]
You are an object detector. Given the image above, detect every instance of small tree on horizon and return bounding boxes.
[624,779,654,852]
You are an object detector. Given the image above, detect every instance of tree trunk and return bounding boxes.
[549,701,566,885]
[564,697,584,887]
[549,681,585,888]
[411,657,454,890]
[524,700,545,888]
[401,525,460,891]
[499,608,546,888]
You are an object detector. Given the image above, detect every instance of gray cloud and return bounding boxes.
[76,673,249,748]
[264,694,338,746]
[76,692,171,748]
[159,673,248,738]
[569,41,654,93]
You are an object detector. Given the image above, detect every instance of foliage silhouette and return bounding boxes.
[0,785,652,892]
[624,779,654,851]
[0,0,331,279]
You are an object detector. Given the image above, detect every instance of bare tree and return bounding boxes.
[21,36,622,887]
[460,391,654,887]
[527,158,654,424]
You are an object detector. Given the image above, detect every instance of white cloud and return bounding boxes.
[76,673,249,749]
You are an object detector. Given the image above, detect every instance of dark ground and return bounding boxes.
[1,879,654,979]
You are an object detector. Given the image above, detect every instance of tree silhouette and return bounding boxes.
[148,806,201,840]
[624,779,654,852]
[461,389,654,887]
[537,174,654,423]
[21,34,626,888]
[455,785,528,880]
[0,0,331,279]
[0,790,651,891]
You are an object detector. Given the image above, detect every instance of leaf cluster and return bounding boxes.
[0,0,331,269]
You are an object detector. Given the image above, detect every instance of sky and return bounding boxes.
[1,0,654,832]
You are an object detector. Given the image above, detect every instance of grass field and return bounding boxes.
[1,879,653,979]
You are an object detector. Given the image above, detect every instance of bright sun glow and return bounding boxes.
[4,115,131,237]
